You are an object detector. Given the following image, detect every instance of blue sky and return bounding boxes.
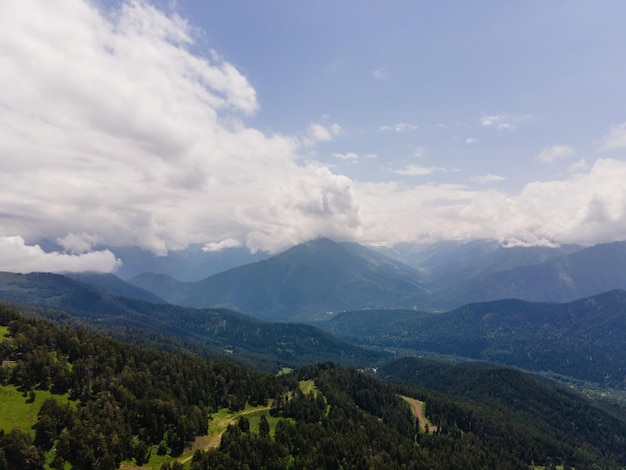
[175,0,626,188]
[2,0,626,272]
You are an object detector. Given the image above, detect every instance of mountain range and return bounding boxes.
[127,237,626,320]
[317,289,626,387]
[4,237,626,467]
[0,271,386,370]
[129,237,429,321]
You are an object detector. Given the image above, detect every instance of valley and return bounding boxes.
[3,237,626,468]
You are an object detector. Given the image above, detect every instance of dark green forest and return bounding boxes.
[2,303,626,469]
[320,289,626,387]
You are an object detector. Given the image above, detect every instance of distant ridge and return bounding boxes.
[0,271,388,368]
[130,238,429,321]
[436,240,626,307]
[320,289,626,386]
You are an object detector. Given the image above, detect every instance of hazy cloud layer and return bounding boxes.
[2,1,626,273]
[356,158,626,247]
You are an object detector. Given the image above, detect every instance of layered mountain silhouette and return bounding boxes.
[130,237,429,320]
[319,289,626,386]
[0,271,387,368]
[434,240,626,308]
[128,238,626,318]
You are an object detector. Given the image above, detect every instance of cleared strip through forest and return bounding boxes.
[400,395,438,433]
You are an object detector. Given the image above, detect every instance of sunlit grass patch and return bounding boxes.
[0,385,71,436]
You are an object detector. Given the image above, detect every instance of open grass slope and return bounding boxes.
[0,385,70,436]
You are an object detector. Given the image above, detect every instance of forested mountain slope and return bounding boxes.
[0,272,387,369]
[320,289,626,386]
[3,305,626,469]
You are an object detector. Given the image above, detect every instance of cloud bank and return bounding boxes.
[1,0,626,273]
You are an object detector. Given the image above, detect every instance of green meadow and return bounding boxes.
[0,385,71,437]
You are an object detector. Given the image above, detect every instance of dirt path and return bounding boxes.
[400,395,438,433]
[179,405,271,464]
[120,405,272,469]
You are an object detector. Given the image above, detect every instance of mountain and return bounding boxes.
[437,240,626,307]
[318,289,626,387]
[0,271,387,368]
[36,239,270,282]
[4,305,626,469]
[386,238,581,288]
[126,272,191,304]
[64,272,166,303]
[378,356,626,468]
[130,238,429,321]
[110,243,270,282]
[129,238,626,316]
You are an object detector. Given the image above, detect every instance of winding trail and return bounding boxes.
[120,404,272,469]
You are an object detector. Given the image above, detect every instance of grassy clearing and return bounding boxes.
[400,395,438,434]
[121,401,278,469]
[0,325,9,341]
[277,367,293,376]
[0,385,71,436]
[299,379,316,395]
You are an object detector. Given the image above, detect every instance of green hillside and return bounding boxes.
[0,272,387,369]
[3,304,626,468]
[319,289,626,387]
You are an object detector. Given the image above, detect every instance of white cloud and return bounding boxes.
[333,152,359,161]
[3,0,626,275]
[0,236,120,273]
[57,232,102,254]
[480,114,515,131]
[471,174,506,184]
[369,66,388,80]
[380,123,418,132]
[355,159,626,248]
[465,138,478,144]
[568,158,588,173]
[536,145,575,164]
[202,238,242,252]
[600,122,626,151]
[0,0,360,269]
[303,122,343,144]
[394,165,445,176]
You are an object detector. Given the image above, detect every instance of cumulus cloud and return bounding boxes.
[568,158,589,173]
[394,165,445,176]
[471,174,506,184]
[0,0,359,270]
[465,138,478,144]
[600,122,626,151]
[203,238,242,252]
[356,158,626,247]
[57,233,102,255]
[3,0,626,276]
[333,152,359,161]
[303,122,343,144]
[480,114,515,130]
[0,236,120,273]
[536,145,575,164]
[380,123,418,132]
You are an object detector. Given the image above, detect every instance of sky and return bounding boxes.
[2,0,626,273]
